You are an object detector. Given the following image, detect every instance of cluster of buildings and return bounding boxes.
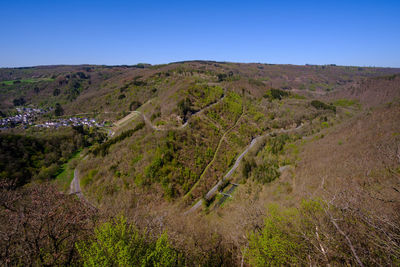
[35,117,104,128]
[0,107,46,128]
[0,107,103,130]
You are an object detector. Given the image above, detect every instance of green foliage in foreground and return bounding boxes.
[76,216,183,267]
[246,203,306,266]
[246,198,400,266]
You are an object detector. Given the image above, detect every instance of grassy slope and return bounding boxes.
[54,150,82,192]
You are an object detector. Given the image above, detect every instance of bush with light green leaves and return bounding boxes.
[76,216,183,266]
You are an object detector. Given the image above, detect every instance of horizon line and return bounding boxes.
[1,60,400,69]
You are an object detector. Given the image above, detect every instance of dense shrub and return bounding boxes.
[217,73,228,82]
[248,78,265,87]
[143,133,193,198]
[246,203,305,266]
[67,80,82,101]
[13,97,26,106]
[311,100,336,113]
[188,84,223,109]
[81,169,98,187]
[264,88,290,100]
[76,216,183,266]
[245,134,289,185]
[0,127,105,187]
[91,122,145,156]
[246,199,400,266]
[217,179,230,192]
[333,99,356,107]
[129,100,142,111]
[150,111,161,121]
[217,71,234,82]
[268,134,290,154]
[177,98,192,121]
[253,158,280,184]
[133,63,147,68]
[132,75,147,86]
[242,158,256,179]
[76,71,90,79]
[55,103,64,116]
[53,88,61,96]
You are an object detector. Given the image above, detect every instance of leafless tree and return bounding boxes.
[0,181,97,266]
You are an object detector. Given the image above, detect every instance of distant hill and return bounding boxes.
[1,62,399,118]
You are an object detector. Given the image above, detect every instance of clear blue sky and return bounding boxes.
[1,0,399,67]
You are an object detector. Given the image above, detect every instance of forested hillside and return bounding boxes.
[1,61,400,266]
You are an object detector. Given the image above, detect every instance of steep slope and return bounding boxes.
[2,62,400,265]
[214,80,400,265]
[327,73,400,107]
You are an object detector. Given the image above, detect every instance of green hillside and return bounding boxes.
[1,62,400,266]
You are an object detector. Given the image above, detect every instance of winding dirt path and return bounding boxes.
[72,95,227,200]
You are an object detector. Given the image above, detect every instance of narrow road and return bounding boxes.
[69,168,96,209]
[185,134,258,214]
[215,184,238,208]
[137,95,225,131]
[109,95,225,135]
[69,169,83,199]
[205,136,259,199]
[183,110,244,200]
[63,111,119,117]
[75,95,227,205]
[185,123,305,214]
[191,95,225,118]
